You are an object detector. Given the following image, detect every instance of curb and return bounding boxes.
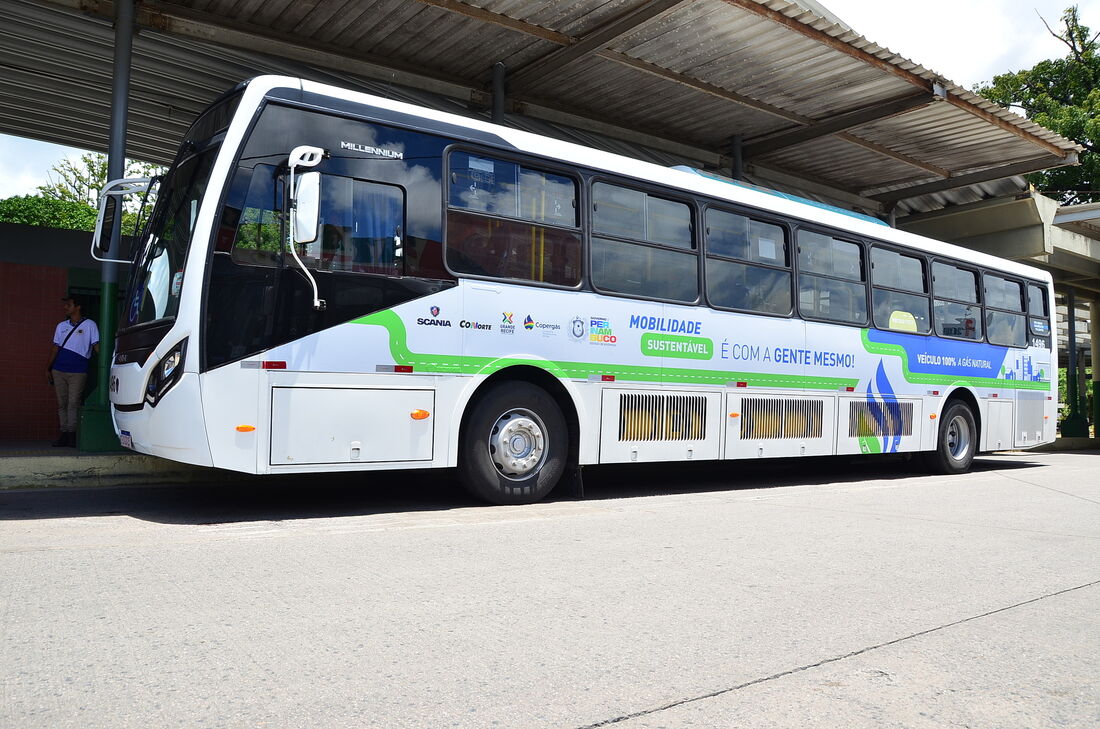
[0,453,235,490]
[1032,437,1100,452]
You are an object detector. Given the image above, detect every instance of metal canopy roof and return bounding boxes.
[0,0,1082,218]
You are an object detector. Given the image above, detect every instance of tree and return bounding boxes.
[37,152,164,209]
[978,6,1099,205]
[0,194,97,231]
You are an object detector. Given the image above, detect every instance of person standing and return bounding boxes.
[47,296,99,448]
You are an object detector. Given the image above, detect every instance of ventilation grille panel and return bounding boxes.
[740,398,824,440]
[619,393,707,441]
[848,401,913,437]
[1016,392,1044,430]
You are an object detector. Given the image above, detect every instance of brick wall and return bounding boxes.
[0,262,70,439]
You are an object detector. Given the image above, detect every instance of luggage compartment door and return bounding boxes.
[270,387,434,465]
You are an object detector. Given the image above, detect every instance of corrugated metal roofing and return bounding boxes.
[0,0,1082,220]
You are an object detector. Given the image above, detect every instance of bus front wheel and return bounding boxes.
[458,382,567,504]
[923,401,977,474]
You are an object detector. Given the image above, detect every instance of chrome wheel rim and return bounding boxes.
[488,408,547,479]
[946,414,972,461]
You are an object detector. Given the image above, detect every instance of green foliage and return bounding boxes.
[234,207,283,253]
[1059,365,1094,414]
[978,7,1099,204]
[0,194,97,231]
[2,151,166,237]
[37,152,164,209]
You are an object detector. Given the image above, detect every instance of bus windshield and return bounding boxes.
[122,89,241,330]
[123,141,221,329]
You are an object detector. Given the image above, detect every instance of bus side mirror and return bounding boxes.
[293,171,320,244]
[91,177,152,263]
[285,145,327,311]
[96,196,120,256]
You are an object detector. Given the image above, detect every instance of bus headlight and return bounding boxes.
[162,349,182,380]
[146,338,188,405]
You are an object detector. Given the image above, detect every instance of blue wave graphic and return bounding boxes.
[865,360,901,453]
[876,361,902,453]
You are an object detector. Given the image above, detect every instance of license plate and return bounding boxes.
[119,430,133,449]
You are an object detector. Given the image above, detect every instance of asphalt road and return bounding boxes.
[1,451,1098,729]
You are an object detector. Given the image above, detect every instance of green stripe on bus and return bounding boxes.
[859,329,1051,391]
[353,311,858,390]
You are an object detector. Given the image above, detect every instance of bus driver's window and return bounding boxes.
[313,176,404,275]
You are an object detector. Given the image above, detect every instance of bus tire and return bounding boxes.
[458,382,567,505]
[923,401,977,474]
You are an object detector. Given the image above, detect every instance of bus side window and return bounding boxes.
[1027,283,1051,347]
[871,247,929,334]
[229,164,283,267]
[445,151,581,287]
[797,230,866,325]
[984,274,1026,347]
[591,182,698,302]
[932,261,982,340]
[705,208,791,315]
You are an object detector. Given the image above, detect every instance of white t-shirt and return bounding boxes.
[52,319,100,373]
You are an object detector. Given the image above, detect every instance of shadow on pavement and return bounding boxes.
[0,453,1045,526]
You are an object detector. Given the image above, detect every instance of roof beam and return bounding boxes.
[508,0,690,90]
[722,0,1076,161]
[64,0,805,126]
[836,133,950,178]
[743,92,940,158]
[417,0,1065,170]
[410,0,572,44]
[598,51,810,124]
[61,0,484,101]
[1047,264,1100,297]
[869,155,1078,204]
[50,0,729,167]
[719,0,930,91]
[747,161,884,213]
[413,0,810,124]
[511,95,723,166]
[942,95,1072,159]
[1055,205,1100,225]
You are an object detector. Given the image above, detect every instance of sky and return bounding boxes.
[823,0,1100,88]
[1,0,1098,200]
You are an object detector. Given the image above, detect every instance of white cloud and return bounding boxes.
[820,0,1100,88]
[0,135,91,199]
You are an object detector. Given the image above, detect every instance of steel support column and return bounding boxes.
[491,62,506,125]
[80,0,134,451]
[1062,289,1089,437]
[1092,300,1100,435]
[730,134,744,181]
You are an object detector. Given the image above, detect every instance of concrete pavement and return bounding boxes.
[1,451,1098,728]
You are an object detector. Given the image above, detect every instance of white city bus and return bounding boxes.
[98,76,1057,504]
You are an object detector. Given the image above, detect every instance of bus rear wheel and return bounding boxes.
[458,382,567,505]
[923,400,977,474]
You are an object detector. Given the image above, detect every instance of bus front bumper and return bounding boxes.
[111,373,214,467]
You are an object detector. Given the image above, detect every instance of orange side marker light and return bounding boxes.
[236,425,256,432]
[729,412,740,418]
[929,414,937,420]
[411,409,431,420]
